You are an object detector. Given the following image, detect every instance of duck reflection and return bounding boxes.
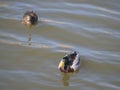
[61,70,80,86]
[61,72,78,86]
[61,73,70,86]
[27,30,32,45]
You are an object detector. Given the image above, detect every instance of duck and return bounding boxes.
[22,11,38,26]
[58,51,80,73]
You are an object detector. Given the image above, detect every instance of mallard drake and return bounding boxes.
[22,11,38,26]
[58,51,80,73]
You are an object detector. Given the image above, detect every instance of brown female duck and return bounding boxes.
[22,11,38,26]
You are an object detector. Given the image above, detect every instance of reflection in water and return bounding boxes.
[27,29,32,45]
[23,25,32,46]
[22,21,37,46]
[61,72,79,86]
[61,73,70,86]
[61,69,80,86]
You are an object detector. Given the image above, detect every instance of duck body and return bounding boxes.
[22,11,38,26]
[58,51,80,73]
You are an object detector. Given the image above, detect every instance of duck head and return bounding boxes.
[22,11,38,27]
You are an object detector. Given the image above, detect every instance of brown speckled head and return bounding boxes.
[22,11,38,26]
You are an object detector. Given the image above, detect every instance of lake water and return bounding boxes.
[0,0,120,90]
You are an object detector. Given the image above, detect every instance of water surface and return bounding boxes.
[0,0,120,90]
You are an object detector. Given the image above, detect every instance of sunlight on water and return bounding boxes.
[0,0,120,90]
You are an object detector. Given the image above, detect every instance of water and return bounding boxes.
[0,0,120,90]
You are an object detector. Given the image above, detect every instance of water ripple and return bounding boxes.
[0,0,120,89]
[0,69,61,87]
